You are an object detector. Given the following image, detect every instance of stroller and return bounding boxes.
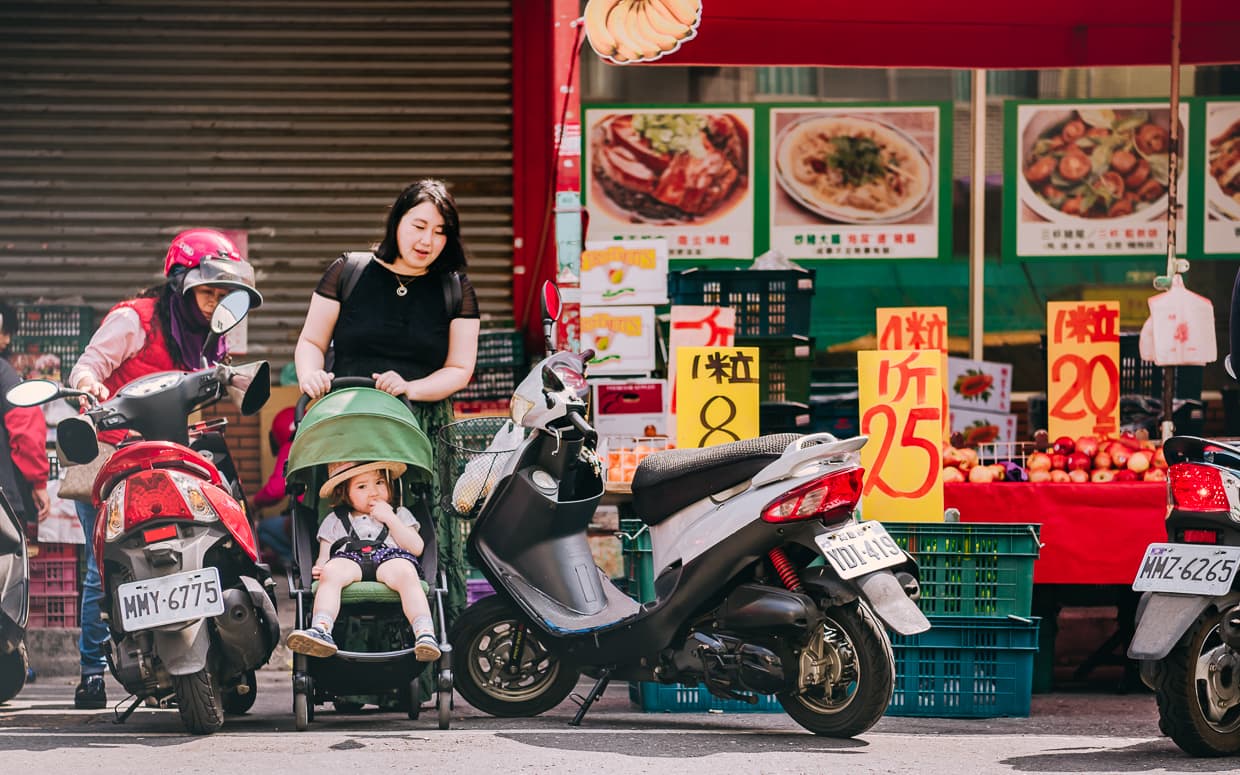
[285,381,452,730]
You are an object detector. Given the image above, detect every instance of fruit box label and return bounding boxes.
[946,356,1012,413]
[581,239,669,306]
[581,305,657,375]
[950,408,1018,446]
[592,379,668,438]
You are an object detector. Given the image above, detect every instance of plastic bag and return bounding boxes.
[1139,275,1217,366]
[451,420,524,515]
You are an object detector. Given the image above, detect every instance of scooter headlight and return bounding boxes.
[510,394,534,425]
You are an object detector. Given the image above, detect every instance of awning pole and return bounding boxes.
[1159,0,1183,440]
[969,68,986,360]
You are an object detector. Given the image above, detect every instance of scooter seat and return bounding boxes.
[630,434,800,526]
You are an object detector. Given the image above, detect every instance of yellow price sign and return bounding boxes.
[675,347,760,448]
[1046,301,1121,441]
[877,307,948,351]
[858,349,944,523]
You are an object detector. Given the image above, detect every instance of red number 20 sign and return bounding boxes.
[1046,301,1121,441]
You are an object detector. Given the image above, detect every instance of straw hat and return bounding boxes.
[318,460,407,498]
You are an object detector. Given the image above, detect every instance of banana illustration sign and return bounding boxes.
[583,0,702,64]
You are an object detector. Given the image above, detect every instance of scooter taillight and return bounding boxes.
[104,469,220,542]
[762,467,864,524]
[1169,463,1230,512]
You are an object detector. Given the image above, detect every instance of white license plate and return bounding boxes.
[815,521,906,580]
[1132,543,1240,595]
[116,568,225,632]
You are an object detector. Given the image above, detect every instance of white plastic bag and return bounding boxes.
[452,420,524,514]
[1139,275,1217,366]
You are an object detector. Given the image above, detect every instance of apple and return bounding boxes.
[1152,447,1167,470]
[1127,450,1152,474]
[989,463,1007,482]
[1107,443,1130,468]
[1026,452,1052,472]
[1076,436,1100,457]
[1117,431,1141,451]
[943,446,964,468]
[1052,436,1076,455]
[1094,451,1113,470]
[1113,469,1139,482]
[968,464,996,483]
[1050,469,1072,483]
[1091,468,1116,483]
[1028,469,1053,483]
[1050,453,1068,471]
[942,466,965,483]
[958,448,980,471]
[1068,469,1090,483]
[1068,452,1093,471]
[1143,468,1167,482]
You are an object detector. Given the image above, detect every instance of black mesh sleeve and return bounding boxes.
[456,271,480,319]
[314,256,347,301]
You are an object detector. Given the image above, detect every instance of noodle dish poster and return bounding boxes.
[583,105,755,260]
[767,104,951,261]
[1003,99,1191,260]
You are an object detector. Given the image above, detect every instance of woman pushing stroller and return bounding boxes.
[287,459,441,662]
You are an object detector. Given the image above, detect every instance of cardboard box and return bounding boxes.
[947,356,1013,414]
[592,379,668,438]
[581,306,657,375]
[581,238,669,306]
[950,407,1019,446]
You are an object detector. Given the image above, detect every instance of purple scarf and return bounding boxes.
[168,289,226,367]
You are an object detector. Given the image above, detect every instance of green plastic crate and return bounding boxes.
[476,328,524,368]
[629,681,781,713]
[619,518,654,604]
[736,335,814,403]
[884,522,1040,617]
[8,303,95,383]
[888,616,1040,718]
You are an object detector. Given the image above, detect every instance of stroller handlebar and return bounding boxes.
[293,376,415,425]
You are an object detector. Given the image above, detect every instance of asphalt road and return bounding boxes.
[0,670,1232,774]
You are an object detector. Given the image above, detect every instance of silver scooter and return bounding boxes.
[448,283,929,738]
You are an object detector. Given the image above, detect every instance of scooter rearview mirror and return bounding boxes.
[5,379,62,407]
[540,281,561,323]
[210,290,251,336]
[542,364,565,393]
[58,415,101,465]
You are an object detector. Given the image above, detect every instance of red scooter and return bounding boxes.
[7,291,277,734]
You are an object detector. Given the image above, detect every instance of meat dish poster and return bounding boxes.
[769,105,949,260]
[1004,99,1190,260]
[1204,98,1240,255]
[583,106,755,259]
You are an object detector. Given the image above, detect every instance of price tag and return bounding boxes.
[858,349,944,522]
[675,346,759,448]
[1046,301,1121,440]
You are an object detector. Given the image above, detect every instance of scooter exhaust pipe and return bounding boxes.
[1222,604,1240,651]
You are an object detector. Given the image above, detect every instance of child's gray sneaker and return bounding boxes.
[413,632,441,662]
[287,625,338,658]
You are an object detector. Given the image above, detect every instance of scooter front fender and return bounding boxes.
[1128,591,1219,661]
[153,618,210,675]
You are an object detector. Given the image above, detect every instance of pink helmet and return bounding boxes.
[164,228,242,276]
[164,228,263,307]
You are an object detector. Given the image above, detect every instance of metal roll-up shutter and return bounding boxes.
[0,0,514,360]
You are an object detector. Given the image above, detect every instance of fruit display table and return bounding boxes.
[943,481,1167,585]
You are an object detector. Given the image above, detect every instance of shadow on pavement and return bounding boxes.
[1002,740,1239,773]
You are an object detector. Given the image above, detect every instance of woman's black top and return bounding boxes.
[315,256,479,381]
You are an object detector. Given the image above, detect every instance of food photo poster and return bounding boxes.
[1204,98,1240,256]
[1004,100,1190,260]
[768,104,951,260]
[583,106,755,259]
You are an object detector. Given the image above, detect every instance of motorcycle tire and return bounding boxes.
[448,595,579,718]
[1152,606,1240,756]
[172,668,225,735]
[0,643,29,704]
[778,600,895,738]
[221,670,258,715]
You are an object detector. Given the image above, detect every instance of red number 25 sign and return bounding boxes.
[1046,301,1120,441]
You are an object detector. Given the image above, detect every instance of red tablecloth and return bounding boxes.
[943,482,1167,586]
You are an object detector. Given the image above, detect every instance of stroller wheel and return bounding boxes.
[294,693,310,731]
[438,682,451,730]
[407,679,421,721]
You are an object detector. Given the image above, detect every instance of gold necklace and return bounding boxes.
[394,273,414,297]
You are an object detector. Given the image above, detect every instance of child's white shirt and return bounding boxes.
[317,506,419,551]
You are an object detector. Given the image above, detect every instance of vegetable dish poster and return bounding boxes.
[770,106,947,260]
[583,107,755,259]
[1006,100,1189,259]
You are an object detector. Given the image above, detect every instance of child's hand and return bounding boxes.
[311,564,323,580]
[369,501,397,524]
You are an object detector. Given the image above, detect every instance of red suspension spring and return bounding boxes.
[768,547,803,593]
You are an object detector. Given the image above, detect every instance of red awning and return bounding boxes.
[646,0,1240,69]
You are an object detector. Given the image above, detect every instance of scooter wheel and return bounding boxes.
[171,668,225,735]
[0,643,29,704]
[1153,607,1240,756]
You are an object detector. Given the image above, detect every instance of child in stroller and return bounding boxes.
[287,459,440,662]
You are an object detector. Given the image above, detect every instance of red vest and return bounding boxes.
[98,297,178,445]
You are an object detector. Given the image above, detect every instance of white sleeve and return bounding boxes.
[316,514,344,545]
[68,306,146,389]
[396,506,420,530]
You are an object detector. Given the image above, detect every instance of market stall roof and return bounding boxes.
[649,0,1240,69]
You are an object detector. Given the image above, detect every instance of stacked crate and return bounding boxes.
[668,268,816,435]
[7,303,95,384]
[883,522,1042,717]
[453,327,525,406]
[808,366,860,439]
[27,543,79,628]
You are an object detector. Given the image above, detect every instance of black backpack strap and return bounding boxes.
[337,251,373,304]
[442,270,462,317]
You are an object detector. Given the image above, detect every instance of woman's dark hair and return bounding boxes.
[136,278,191,369]
[373,179,468,274]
